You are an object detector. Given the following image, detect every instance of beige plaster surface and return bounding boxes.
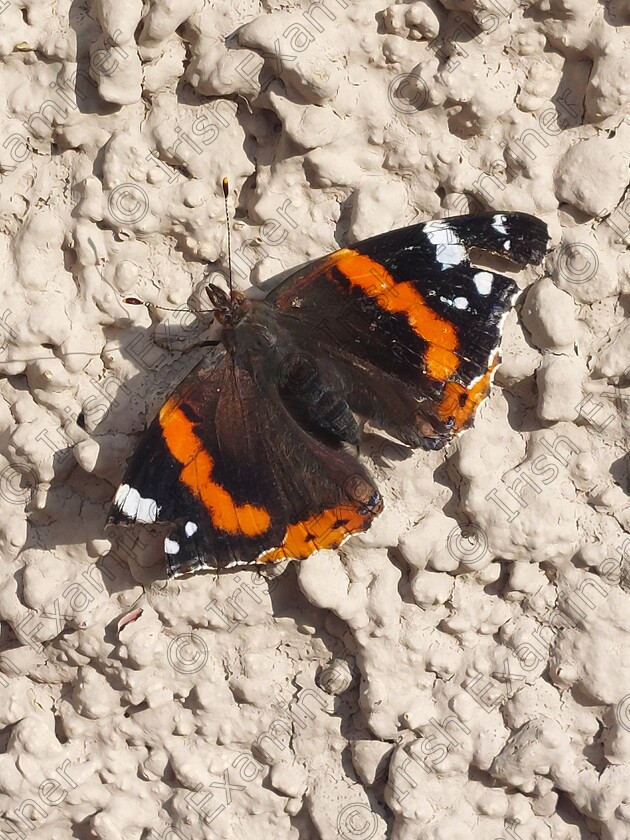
[0,1,629,839]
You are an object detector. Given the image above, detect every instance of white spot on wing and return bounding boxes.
[114,484,159,523]
[492,214,508,236]
[439,295,467,309]
[164,538,180,555]
[113,483,130,509]
[423,220,467,269]
[185,521,198,537]
[474,271,493,295]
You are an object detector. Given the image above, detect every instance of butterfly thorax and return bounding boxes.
[220,298,280,356]
[220,299,361,448]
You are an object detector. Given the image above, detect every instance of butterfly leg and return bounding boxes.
[151,327,221,354]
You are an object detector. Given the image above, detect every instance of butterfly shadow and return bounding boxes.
[17,311,221,610]
[609,455,630,496]
[597,0,628,25]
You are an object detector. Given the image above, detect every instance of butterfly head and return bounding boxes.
[206,282,245,326]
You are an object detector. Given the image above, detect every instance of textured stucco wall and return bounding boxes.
[0,1,629,839]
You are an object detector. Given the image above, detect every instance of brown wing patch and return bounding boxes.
[331,250,460,380]
[256,496,383,564]
[159,398,272,538]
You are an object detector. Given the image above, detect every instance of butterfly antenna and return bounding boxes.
[123,298,192,312]
[124,180,234,313]
[222,177,234,298]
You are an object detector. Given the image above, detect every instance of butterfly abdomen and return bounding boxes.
[276,354,360,448]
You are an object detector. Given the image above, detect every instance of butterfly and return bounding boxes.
[109,208,548,577]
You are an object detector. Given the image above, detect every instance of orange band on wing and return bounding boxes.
[159,400,271,537]
[332,250,459,380]
[256,499,383,564]
[435,362,496,432]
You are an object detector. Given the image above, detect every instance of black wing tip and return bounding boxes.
[360,211,550,268]
[163,519,223,577]
[107,495,125,526]
[500,212,549,266]
[450,211,549,267]
[107,505,134,528]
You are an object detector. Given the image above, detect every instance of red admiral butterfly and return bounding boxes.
[109,198,548,577]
